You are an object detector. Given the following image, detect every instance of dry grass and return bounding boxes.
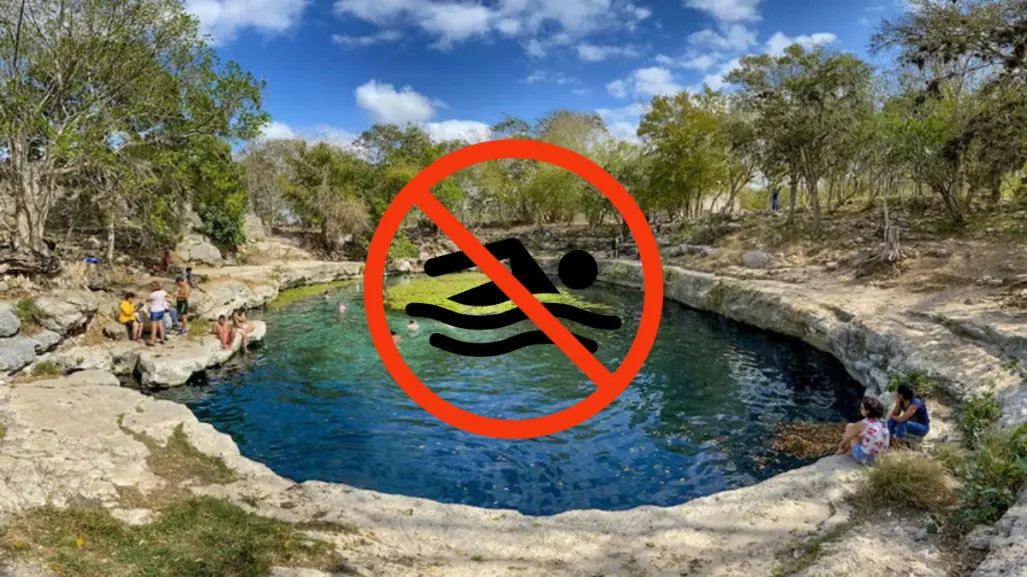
[859,451,958,513]
[772,422,847,459]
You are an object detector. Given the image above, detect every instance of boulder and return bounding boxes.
[135,321,266,387]
[0,336,37,373]
[0,303,20,337]
[28,329,61,354]
[742,251,773,269]
[37,342,140,376]
[393,259,414,274]
[242,213,267,242]
[34,290,101,336]
[175,234,223,266]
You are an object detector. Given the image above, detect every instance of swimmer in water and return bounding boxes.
[407,319,419,332]
[338,302,347,314]
[322,290,330,302]
[391,329,401,345]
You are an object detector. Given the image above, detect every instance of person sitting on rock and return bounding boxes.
[835,397,889,465]
[212,315,233,350]
[233,310,252,353]
[118,292,143,343]
[888,383,931,443]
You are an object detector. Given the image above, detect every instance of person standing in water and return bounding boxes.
[338,302,347,314]
[407,319,419,332]
[323,290,331,302]
[391,329,401,345]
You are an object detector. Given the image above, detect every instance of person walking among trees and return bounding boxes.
[888,383,931,443]
[771,187,781,213]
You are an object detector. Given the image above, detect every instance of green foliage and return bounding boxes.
[388,234,420,260]
[886,372,939,398]
[186,138,249,249]
[959,392,1004,446]
[0,0,268,254]
[14,298,46,327]
[948,424,1027,534]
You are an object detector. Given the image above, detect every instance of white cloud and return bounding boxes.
[424,120,492,143]
[576,43,642,62]
[684,0,761,23]
[354,80,441,124]
[697,57,741,91]
[597,103,649,144]
[607,67,683,100]
[634,67,683,98]
[261,121,298,140]
[572,88,590,96]
[522,71,578,85]
[333,0,652,56]
[331,29,402,46]
[607,79,629,99]
[257,122,357,148]
[185,0,308,44]
[765,31,837,56]
[687,24,757,51]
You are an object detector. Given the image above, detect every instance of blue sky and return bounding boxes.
[186,0,906,145]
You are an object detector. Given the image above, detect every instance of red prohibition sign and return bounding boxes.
[364,139,663,439]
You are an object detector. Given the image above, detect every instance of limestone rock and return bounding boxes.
[37,342,140,376]
[135,321,266,387]
[0,336,36,373]
[242,213,267,242]
[742,251,772,269]
[966,524,995,550]
[669,244,718,258]
[175,234,223,266]
[0,303,20,337]
[33,290,101,336]
[392,259,414,274]
[110,508,156,525]
[28,330,61,354]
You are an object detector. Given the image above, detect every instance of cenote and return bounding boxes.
[156,278,864,516]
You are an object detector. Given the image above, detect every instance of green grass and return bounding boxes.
[14,297,46,325]
[0,497,344,577]
[947,424,1027,535]
[383,272,610,314]
[118,420,236,486]
[31,361,63,378]
[269,280,360,309]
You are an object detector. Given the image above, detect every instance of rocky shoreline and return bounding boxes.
[1,259,1025,576]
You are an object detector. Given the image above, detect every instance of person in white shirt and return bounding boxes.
[835,397,890,465]
[147,281,170,346]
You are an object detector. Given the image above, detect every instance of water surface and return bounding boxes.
[157,280,863,516]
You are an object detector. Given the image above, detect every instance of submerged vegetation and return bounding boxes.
[270,280,361,309]
[383,272,611,315]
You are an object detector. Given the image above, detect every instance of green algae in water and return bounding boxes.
[271,280,361,309]
[384,272,610,314]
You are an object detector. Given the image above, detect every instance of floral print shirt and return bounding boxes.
[861,418,889,456]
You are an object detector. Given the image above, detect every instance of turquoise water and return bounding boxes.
[156,280,863,516]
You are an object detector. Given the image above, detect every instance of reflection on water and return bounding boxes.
[156,280,863,516]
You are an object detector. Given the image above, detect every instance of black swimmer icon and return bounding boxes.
[406,238,622,357]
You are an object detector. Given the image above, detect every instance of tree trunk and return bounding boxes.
[106,219,116,262]
[787,175,798,225]
[807,174,822,233]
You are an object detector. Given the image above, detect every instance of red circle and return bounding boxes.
[364,139,663,439]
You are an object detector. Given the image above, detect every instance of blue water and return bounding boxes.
[156,280,864,516]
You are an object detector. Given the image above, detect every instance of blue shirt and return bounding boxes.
[907,398,930,426]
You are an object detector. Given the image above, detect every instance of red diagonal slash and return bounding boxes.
[413,190,613,387]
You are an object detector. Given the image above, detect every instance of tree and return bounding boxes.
[0,0,266,259]
[727,45,873,231]
[638,89,727,219]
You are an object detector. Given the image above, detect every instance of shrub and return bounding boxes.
[959,392,1003,446]
[886,371,938,398]
[932,443,967,474]
[388,234,420,260]
[948,424,1027,534]
[31,362,62,378]
[861,451,957,513]
[14,297,46,326]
